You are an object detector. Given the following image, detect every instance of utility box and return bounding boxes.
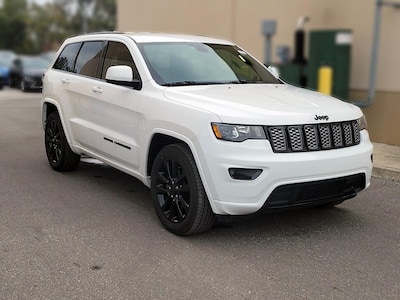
[308,30,352,100]
[278,64,307,87]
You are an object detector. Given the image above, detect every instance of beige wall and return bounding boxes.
[117,0,400,145]
[351,90,400,145]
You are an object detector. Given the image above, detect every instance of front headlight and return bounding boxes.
[211,123,266,142]
[357,115,368,131]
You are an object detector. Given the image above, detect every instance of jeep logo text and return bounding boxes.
[314,115,329,121]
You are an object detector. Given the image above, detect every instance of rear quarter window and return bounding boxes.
[53,42,82,72]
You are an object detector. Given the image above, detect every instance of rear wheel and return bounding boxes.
[151,144,215,235]
[45,111,80,171]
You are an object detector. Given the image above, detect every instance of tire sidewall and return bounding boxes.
[151,144,204,235]
[45,112,68,170]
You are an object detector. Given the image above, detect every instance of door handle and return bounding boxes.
[92,86,103,93]
[61,78,70,84]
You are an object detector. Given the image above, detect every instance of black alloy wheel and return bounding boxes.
[151,144,214,235]
[156,158,190,223]
[45,112,80,171]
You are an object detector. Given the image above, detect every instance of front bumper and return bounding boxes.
[23,77,43,89]
[195,130,373,215]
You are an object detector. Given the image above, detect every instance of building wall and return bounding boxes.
[351,90,400,145]
[117,0,400,145]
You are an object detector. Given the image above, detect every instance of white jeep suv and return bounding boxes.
[41,32,373,235]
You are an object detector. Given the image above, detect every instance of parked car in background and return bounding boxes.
[0,50,16,59]
[0,50,17,86]
[0,59,11,86]
[40,51,57,63]
[9,56,49,92]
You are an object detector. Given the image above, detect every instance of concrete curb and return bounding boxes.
[371,142,400,182]
[372,167,400,182]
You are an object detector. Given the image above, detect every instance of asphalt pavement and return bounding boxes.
[1,88,400,299]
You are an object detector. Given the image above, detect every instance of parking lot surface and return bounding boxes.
[1,88,400,299]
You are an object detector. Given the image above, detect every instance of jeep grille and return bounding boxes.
[266,120,360,153]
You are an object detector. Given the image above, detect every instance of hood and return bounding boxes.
[163,84,362,125]
[24,68,46,77]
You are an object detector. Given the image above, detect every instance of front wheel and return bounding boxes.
[44,111,80,171]
[151,144,215,235]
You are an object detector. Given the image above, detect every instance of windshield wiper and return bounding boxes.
[163,81,237,87]
[223,80,264,84]
[162,80,266,87]
[163,81,199,87]
[237,80,264,84]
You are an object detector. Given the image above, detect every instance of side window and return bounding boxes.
[12,59,21,68]
[75,41,105,78]
[53,43,81,72]
[102,41,140,80]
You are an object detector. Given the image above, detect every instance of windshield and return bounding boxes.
[0,57,12,67]
[22,57,49,69]
[137,42,281,86]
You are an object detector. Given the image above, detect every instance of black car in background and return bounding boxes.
[9,56,49,92]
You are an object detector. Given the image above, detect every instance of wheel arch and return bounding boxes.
[147,133,186,178]
[42,101,58,129]
[146,131,217,214]
[41,100,76,150]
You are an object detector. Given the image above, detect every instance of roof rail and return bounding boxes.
[83,31,125,35]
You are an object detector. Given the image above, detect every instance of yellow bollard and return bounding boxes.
[318,65,333,95]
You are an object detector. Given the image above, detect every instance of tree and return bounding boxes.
[0,0,28,52]
[25,2,69,52]
[58,0,116,34]
[0,0,116,54]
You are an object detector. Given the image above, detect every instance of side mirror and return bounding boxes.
[105,65,142,90]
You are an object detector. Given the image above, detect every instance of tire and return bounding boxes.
[20,80,27,92]
[151,144,215,235]
[10,76,17,88]
[45,111,80,171]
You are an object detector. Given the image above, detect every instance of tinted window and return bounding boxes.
[102,42,139,80]
[75,41,105,78]
[53,43,81,72]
